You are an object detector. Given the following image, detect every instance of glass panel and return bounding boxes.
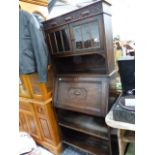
[49,32,57,53]
[74,26,83,49]
[73,20,100,50]
[90,21,100,48]
[55,31,63,52]
[29,73,41,94]
[61,29,70,51]
[19,77,26,95]
[82,23,92,48]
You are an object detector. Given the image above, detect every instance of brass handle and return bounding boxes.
[74,91,81,95]
[81,10,90,16]
[51,22,57,26]
[64,16,72,21]
[38,107,43,113]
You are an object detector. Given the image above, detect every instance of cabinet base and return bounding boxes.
[36,140,62,155]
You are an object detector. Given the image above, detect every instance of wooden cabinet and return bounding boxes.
[43,1,115,75]
[33,102,60,146]
[19,98,62,154]
[46,25,72,55]
[19,70,62,155]
[43,1,117,155]
[19,66,53,100]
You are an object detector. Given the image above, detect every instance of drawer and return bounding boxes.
[43,1,104,30]
[34,104,46,115]
[54,76,109,116]
[19,101,32,112]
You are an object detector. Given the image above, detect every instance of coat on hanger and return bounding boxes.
[19,9,48,82]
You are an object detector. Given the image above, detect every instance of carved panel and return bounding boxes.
[27,115,37,135]
[43,1,104,30]
[54,76,109,116]
[68,87,87,100]
[39,118,52,140]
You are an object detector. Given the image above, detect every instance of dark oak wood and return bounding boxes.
[42,1,116,155]
[43,0,115,75]
[61,127,109,155]
[43,1,111,30]
[57,109,109,140]
[54,75,109,116]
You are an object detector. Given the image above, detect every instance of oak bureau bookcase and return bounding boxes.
[43,1,117,154]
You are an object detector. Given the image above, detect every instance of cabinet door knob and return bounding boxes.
[64,16,72,21]
[74,91,81,95]
[51,22,57,27]
[81,10,90,16]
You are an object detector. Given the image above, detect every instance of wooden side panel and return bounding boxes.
[102,13,115,74]
[39,118,53,141]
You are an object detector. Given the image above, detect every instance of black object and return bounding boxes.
[113,95,135,124]
[117,58,135,95]
[113,57,135,124]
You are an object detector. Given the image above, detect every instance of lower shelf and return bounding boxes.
[57,109,109,140]
[61,127,110,155]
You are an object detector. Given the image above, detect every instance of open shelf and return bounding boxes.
[52,50,105,58]
[57,109,109,140]
[61,127,109,155]
[54,53,107,75]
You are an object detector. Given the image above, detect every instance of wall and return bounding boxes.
[111,0,136,41]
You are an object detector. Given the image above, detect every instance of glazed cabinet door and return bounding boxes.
[19,75,32,98]
[70,15,104,52]
[45,25,72,55]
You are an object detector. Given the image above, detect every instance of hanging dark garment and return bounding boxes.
[19,9,48,82]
